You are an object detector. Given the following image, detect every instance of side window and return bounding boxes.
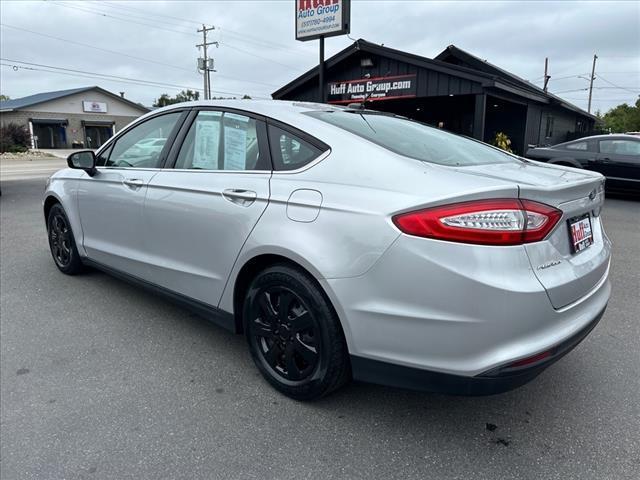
[174,111,269,171]
[268,125,325,171]
[564,141,588,151]
[107,112,183,168]
[600,139,640,156]
[95,143,114,167]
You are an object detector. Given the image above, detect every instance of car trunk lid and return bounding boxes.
[457,160,609,309]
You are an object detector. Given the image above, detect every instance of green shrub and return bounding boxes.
[0,123,31,153]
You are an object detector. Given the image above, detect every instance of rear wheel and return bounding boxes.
[243,265,350,400]
[47,203,84,275]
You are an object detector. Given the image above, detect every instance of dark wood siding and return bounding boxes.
[277,51,484,102]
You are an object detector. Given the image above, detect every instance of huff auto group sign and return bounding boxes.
[327,74,417,104]
[296,0,350,41]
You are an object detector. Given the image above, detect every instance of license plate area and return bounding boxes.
[567,213,593,253]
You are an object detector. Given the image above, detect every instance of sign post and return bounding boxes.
[295,0,350,103]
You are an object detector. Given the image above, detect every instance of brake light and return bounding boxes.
[392,199,562,245]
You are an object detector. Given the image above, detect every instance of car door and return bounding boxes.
[596,138,640,188]
[77,110,187,278]
[142,109,272,306]
[553,139,597,167]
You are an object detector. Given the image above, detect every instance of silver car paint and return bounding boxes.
[45,100,611,378]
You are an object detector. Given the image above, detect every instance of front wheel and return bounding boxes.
[47,203,84,275]
[243,265,350,400]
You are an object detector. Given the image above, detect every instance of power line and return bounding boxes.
[95,1,200,30]
[46,1,197,37]
[0,62,196,93]
[0,58,263,97]
[98,0,312,54]
[1,23,281,89]
[596,75,640,95]
[1,23,192,73]
[44,0,306,75]
[221,43,301,71]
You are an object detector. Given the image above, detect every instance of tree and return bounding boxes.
[0,123,31,153]
[602,98,640,133]
[153,89,200,107]
[0,94,10,101]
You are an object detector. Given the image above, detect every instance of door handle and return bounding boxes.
[123,178,144,189]
[222,188,257,206]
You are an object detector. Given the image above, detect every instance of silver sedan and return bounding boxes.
[44,100,611,399]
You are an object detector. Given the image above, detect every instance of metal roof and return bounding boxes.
[435,45,598,120]
[0,86,150,113]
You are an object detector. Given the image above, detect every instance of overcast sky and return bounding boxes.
[1,0,638,113]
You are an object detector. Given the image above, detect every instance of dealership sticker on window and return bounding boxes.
[224,126,247,171]
[192,117,220,170]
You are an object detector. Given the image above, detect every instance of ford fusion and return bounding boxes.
[44,100,611,400]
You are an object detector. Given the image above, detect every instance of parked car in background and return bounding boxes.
[44,100,611,400]
[526,134,640,195]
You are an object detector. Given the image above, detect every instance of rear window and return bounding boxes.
[306,110,517,166]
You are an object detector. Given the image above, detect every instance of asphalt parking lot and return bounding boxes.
[1,176,639,480]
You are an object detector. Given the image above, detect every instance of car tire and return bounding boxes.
[243,264,350,400]
[47,203,85,275]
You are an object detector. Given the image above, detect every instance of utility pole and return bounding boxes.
[543,57,551,93]
[197,24,217,100]
[587,54,598,114]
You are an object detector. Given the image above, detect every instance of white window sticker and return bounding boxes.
[192,112,221,169]
[224,126,247,170]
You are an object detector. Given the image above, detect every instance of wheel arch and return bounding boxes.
[229,253,323,334]
[43,194,61,224]
[225,250,353,345]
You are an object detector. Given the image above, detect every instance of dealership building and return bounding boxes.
[0,86,149,149]
[273,40,598,154]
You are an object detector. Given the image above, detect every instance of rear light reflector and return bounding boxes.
[507,350,552,368]
[392,199,562,245]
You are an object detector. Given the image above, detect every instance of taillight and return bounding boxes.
[392,199,562,245]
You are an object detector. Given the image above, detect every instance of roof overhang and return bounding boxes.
[272,39,495,99]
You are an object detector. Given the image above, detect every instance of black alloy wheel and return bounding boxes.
[244,265,350,400]
[49,212,72,267]
[47,204,84,275]
[249,287,320,382]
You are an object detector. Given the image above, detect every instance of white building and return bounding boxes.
[0,86,149,149]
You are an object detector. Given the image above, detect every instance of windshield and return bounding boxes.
[307,110,518,167]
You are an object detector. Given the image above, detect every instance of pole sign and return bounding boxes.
[327,74,417,104]
[296,0,350,41]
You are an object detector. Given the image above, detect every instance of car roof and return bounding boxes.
[565,134,639,142]
[150,99,344,120]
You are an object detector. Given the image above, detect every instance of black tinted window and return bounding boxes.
[107,112,182,168]
[600,139,640,156]
[564,141,588,151]
[268,125,325,171]
[308,111,516,166]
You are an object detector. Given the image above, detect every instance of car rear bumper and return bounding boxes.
[350,305,606,395]
[322,233,611,390]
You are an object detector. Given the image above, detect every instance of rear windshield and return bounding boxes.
[307,110,517,167]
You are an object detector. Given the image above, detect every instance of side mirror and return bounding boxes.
[67,150,97,176]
